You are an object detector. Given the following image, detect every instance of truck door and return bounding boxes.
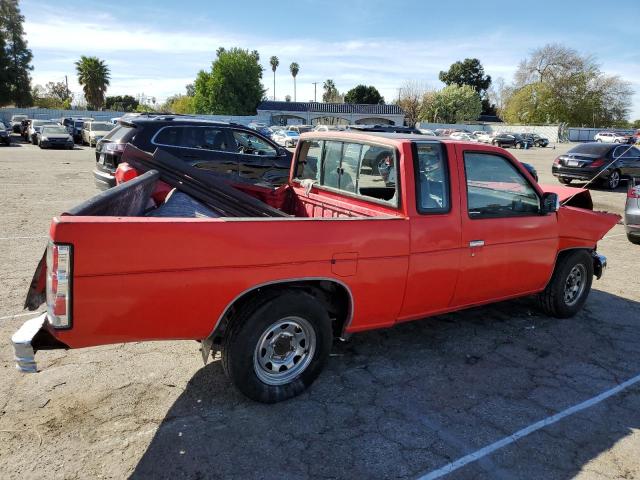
[399,142,463,320]
[452,146,558,307]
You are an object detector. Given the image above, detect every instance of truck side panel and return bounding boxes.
[50,216,411,348]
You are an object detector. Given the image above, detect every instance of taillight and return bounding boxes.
[46,242,72,328]
[629,185,640,199]
[590,159,606,167]
[553,157,560,165]
[104,142,125,153]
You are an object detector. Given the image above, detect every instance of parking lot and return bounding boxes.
[0,136,639,479]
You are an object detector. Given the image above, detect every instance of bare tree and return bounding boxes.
[397,80,429,126]
[514,43,596,87]
[487,77,514,116]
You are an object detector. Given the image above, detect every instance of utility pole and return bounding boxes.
[312,82,319,102]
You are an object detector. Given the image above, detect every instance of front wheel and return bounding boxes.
[539,250,594,318]
[222,290,332,403]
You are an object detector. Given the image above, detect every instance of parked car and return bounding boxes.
[417,128,436,135]
[491,133,517,148]
[526,133,549,148]
[594,131,632,144]
[449,132,478,142]
[94,117,292,190]
[314,125,347,132]
[14,132,618,403]
[10,114,28,133]
[625,179,640,244]
[28,120,58,144]
[38,125,75,149]
[272,129,300,147]
[1,127,10,146]
[474,131,493,143]
[349,124,422,134]
[81,121,114,147]
[20,119,32,141]
[69,118,92,142]
[552,143,640,189]
[287,125,314,134]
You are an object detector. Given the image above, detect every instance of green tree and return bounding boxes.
[419,84,482,123]
[439,58,493,115]
[501,83,555,124]
[75,56,110,109]
[105,95,138,112]
[193,47,266,115]
[344,84,384,104]
[322,79,342,103]
[161,94,195,114]
[269,55,279,100]
[631,119,640,129]
[289,62,299,101]
[31,81,73,109]
[509,43,633,126]
[0,0,33,106]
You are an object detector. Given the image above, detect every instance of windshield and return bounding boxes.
[74,121,84,127]
[101,124,136,142]
[32,120,56,127]
[91,122,113,131]
[12,115,27,121]
[42,126,68,135]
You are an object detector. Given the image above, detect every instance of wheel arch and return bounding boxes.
[207,278,354,346]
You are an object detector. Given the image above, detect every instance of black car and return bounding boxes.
[523,133,549,148]
[1,126,10,146]
[552,143,640,190]
[94,117,292,190]
[492,133,533,149]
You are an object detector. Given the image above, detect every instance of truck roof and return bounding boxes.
[300,130,450,145]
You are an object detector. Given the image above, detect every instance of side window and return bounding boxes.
[358,145,397,201]
[295,140,322,181]
[154,126,182,146]
[321,141,343,189]
[232,130,276,156]
[464,152,540,218]
[340,143,362,193]
[414,143,449,213]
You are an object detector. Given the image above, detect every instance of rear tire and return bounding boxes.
[539,250,593,318]
[627,234,640,245]
[558,177,572,185]
[222,290,332,403]
[604,169,621,190]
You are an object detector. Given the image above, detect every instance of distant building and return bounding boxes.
[257,101,405,126]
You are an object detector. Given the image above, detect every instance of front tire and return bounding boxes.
[539,250,593,318]
[222,290,332,403]
[627,234,640,245]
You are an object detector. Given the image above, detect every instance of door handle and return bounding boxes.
[469,240,485,247]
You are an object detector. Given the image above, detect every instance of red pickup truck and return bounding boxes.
[13,132,619,403]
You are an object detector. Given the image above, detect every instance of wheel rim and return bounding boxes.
[253,316,316,386]
[609,171,620,188]
[564,264,587,306]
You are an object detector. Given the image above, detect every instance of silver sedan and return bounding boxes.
[625,179,640,244]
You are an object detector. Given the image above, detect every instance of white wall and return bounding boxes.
[416,122,561,142]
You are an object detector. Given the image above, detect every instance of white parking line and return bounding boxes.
[0,311,43,321]
[0,235,48,241]
[602,233,628,239]
[417,372,640,480]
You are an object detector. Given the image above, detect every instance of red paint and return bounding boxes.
[37,135,619,349]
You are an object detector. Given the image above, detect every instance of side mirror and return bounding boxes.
[541,192,559,214]
[277,147,288,156]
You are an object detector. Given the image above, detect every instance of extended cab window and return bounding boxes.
[464,152,539,218]
[414,142,449,213]
[295,140,398,206]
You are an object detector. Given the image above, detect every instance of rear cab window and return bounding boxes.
[295,139,399,206]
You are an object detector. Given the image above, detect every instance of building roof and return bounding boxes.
[257,101,404,115]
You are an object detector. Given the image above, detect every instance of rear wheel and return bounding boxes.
[627,234,640,245]
[558,177,572,185]
[539,250,593,318]
[222,290,332,403]
[604,169,621,190]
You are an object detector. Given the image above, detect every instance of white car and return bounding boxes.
[272,129,300,147]
[417,128,436,135]
[594,131,631,143]
[474,131,493,143]
[449,131,478,142]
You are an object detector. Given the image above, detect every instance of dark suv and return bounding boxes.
[94,117,292,190]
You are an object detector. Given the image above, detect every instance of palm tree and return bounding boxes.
[269,56,279,101]
[75,56,110,109]
[289,62,300,102]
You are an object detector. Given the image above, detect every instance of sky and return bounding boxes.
[20,0,640,118]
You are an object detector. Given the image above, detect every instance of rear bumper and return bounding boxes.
[624,209,640,236]
[93,166,116,190]
[11,313,68,372]
[552,167,606,181]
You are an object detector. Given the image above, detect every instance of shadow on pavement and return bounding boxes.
[132,290,640,479]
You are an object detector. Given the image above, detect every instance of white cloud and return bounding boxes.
[23,12,639,117]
